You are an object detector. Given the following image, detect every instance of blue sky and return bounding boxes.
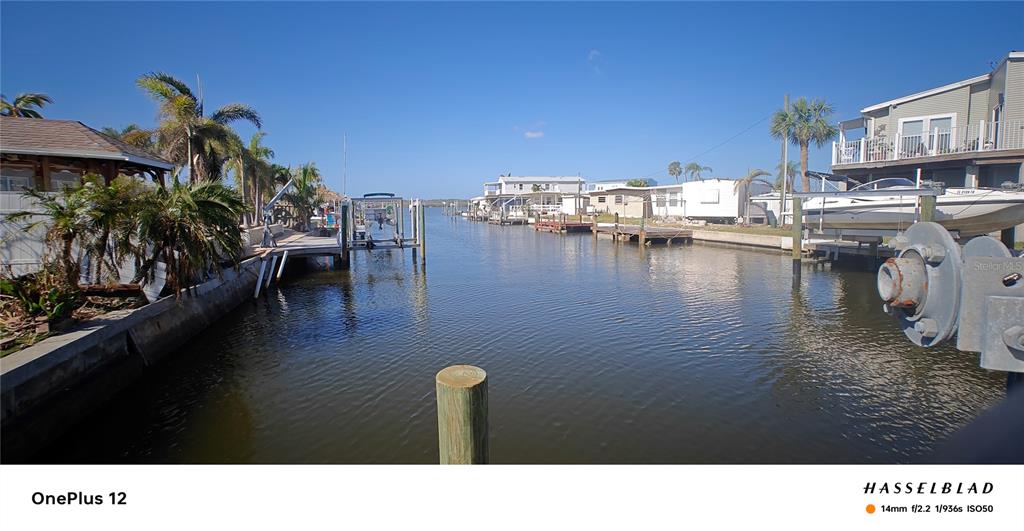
[2,2,1021,197]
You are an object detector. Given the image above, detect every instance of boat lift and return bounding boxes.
[252,193,428,298]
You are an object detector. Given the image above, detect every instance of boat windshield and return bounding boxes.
[849,178,916,191]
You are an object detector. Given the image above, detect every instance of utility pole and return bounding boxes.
[780,94,789,226]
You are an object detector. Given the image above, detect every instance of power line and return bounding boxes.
[639,113,773,180]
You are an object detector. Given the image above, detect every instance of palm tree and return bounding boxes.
[79,176,145,284]
[6,187,90,286]
[684,162,712,182]
[283,163,323,231]
[775,160,799,192]
[136,72,261,183]
[733,169,773,223]
[668,161,682,183]
[134,180,245,295]
[770,97,837,193]
[0,92,53,118]
[226,131,275,226]
[101,124,156,151]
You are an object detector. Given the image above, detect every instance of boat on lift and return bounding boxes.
[802,178,1024,237]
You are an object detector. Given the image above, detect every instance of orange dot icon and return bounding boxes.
[866,504,876,514]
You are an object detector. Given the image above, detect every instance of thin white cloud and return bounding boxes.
[524,131,544,139]
[587,48,603,74]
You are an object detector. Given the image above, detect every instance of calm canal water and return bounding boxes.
[40,210,1006,463]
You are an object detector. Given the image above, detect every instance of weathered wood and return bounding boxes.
[435,365,488,464]
[77,283,143,297]
[419,201,426,264]
[340,203,350,269]
[792,197,803,284]
[1001,228,1016,248]
[919,195,936,223]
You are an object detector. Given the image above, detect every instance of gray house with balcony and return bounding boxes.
[831,51,1024,189]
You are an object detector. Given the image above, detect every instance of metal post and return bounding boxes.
[253,258,267,298]
[435,365,489,464]
[265,255,277,288]
[792,197,802,284]
[276,250,289,281]
[779,94,790,226]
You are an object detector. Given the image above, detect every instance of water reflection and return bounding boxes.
[36,211,1005,464]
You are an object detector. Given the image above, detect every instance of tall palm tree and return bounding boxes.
[668,161,682,183]
[134,180,245,295]
[6,187,90,286]
[684,162,712,182]
[775,160,799,192]
[136,72,261,183]
[0,92,53,118]
[283,163,323,231]
[101,124,156,151]
[770,97,837,193]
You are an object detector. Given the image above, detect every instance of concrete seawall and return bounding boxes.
[690,229,793,251]
[0,257,263,462]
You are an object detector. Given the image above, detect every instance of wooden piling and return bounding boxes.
[639,215,646,246]
[591,214,597,239]
[1001,228,1016,249]
[791,197,802,284]
[919,195,936,223]
[340,203,350,269]
[419,201,426,265]
[436,365,488,464]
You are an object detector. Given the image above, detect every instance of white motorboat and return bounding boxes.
[801,178,1024,237]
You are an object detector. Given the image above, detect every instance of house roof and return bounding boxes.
[0,116,173,170]
[860,74,990,113]
[499,175,583,182]
[588,186,649,195]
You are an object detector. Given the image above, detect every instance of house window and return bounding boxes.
[50,170,82,191]
[1,167,35,192]
[655,195,666,208]
[544,183,550,190]
[597,196,606,203]
[898,114,956,156]
[669,198,678,207]
[517,183,523,190]
[614,195,623,205]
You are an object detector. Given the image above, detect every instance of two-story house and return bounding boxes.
[831,51,1024,189]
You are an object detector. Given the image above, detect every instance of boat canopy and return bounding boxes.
[849,178,915,191]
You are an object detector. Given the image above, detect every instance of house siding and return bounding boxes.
[989,58,1008,119]
[967,80,990,125]
[1003,58,1024,124]
[885,84,972,133]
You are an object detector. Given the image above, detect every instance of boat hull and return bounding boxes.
[803,195,1024,237]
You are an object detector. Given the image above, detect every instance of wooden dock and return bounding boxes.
[593,223,693,245]
[534,218,592,233]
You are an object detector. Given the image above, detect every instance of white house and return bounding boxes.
[483,175,585,195]
[587,178,657,192]
[646,179,771,223]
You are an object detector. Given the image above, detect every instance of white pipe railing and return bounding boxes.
[832,119,1024,165]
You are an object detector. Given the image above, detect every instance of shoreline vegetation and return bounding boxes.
[1,74,341,356]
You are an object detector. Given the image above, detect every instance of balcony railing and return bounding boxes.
[832,119,1024,166]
